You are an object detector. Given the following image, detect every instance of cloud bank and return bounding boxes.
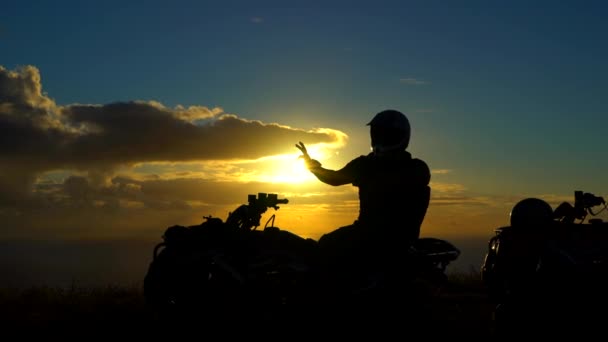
[0,65,349,238]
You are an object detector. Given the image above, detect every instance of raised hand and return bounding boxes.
[295,141,321,170]
[295,141,311,160]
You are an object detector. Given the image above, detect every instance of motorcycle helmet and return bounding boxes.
[510,197,554,228]
[367,109,411,154]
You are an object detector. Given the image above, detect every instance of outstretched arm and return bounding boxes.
[295,142,354,186]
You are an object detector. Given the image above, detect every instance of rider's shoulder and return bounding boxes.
[342,154,369,170]
[410,157,431,184]
[411,157,429,170]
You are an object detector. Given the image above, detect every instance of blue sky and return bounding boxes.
[1,1,608,276]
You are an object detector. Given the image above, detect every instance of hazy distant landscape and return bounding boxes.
[0,239,155,289]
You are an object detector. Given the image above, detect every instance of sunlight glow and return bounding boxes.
[238,144,332,184]
[255,153,319,184]
[103,144,338,185]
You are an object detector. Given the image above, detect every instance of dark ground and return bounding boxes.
[0,272,497,338]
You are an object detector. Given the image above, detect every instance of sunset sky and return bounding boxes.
[1,1,607,283]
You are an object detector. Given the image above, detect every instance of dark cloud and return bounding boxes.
[0,65,345,212]
[0,65,56,122]
[0,166,39,205]
[63,175,91,202]
[63,104,335,164]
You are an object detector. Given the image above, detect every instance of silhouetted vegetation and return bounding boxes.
[0,282,150,334]
[0,270,496,337]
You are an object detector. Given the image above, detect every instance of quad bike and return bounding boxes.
[143,192,461,327]
[481,191,608,336]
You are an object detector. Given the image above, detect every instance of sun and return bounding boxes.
[256,154,316,184]
[290,155,317,180]
[255,144,331,184]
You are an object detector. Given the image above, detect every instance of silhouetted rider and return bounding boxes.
[296,109,431,283]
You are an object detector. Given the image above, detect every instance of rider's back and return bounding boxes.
[353,150,430,244]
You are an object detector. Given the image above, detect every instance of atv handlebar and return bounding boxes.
[248,192,289,210]
[575,191,605,209]
[554,190,607,223]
